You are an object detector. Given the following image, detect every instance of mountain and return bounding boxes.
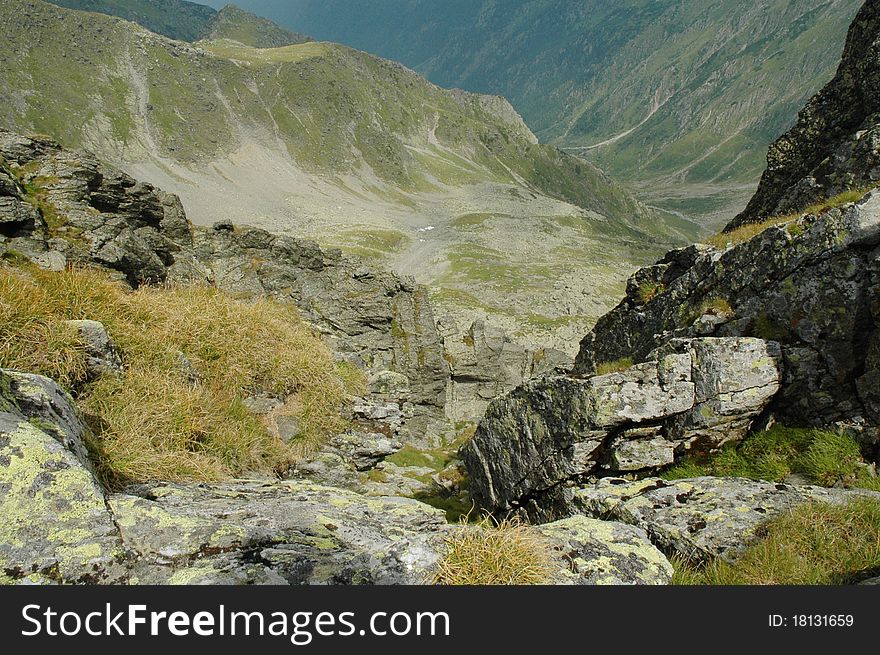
[460,1,880,582]
[728,0,880,229]
[221,0,864,224]
[200,4,311,47]
[48,0,217,41]
[48,0,311,46]
[1,0,697,348]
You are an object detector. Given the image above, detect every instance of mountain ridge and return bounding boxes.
[2,0,697,350]
[224,0,864,223]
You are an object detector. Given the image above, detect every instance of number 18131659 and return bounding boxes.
[769,614,854,628]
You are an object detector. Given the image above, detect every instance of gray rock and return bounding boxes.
[572,194,880,433]
[0,371,125,584]
[571,476,880,563]
[441,318,573,423]
[728,1,880,228]
[112,480,450,585]
[538,516,673,585]
[463,337,781,513]
[66,320,122,378]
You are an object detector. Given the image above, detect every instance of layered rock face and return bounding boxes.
[729,1,880,228]
[463,337,782,516]
[440,319,572,422]
[574,193,880,438]
[0,131,447,432]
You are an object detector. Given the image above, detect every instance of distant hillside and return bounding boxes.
[199,5,312,47]
[225,0,863,222]
[48,0,216,41]
[48,1,311,47]
[1,0,698,347]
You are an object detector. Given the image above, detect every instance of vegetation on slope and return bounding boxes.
[199,4,312,47]
[0,261,362,486]
[1,0,689,243]
[706,185,878,248]
[433,517,553,585]
[672,498,880,585]
[243,0,862,185]
[666,426,880,584]
[662,425,880,493]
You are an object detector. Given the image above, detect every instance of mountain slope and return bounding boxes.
[200,4,311,47]
[48,0,216,41]
[0,0,697,347]
[48,0,312,46]
[728,0,880,229]
[224,0,863,222]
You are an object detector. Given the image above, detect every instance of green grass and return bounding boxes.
[336,227,410,257]
[663,426,880,492]
[0,262,364,486]
[636,280,666,304]
[595,357,634,375]
[672,497,880,585]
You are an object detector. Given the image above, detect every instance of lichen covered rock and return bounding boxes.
[571,476,880,563]
[538,516,672,585]
[463,337,781,513]
[0,371,125,584]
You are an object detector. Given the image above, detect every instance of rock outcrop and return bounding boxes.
[571,476,880,563]
[463,337,782,514]
[440,318,572,423]
[729,1,880,228]
[0,131,447,435]
[0,369,673,585]
[573,193,880,442]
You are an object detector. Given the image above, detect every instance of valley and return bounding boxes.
[6,0,697,351]
[224,0,864,226]
[2,0,880,592]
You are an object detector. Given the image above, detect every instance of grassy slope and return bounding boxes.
[199,4,312,47]
[241,0,862,228]
[0,261,362,485]
[242,0,862,187]
[0,0,686,240]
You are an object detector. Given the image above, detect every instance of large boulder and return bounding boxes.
[0,370,126,584]
[112,481,450,585]
[463,337,781,514]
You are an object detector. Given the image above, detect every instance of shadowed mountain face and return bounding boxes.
[2,0,698,348]
[48,0,312,46]
[48,0,218,41]
[219,0,863,224]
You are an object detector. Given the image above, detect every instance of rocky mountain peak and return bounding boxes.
[727,0,880,229]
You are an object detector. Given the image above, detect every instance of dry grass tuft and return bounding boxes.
[0,262,364,486]
[433,517,554,585]
[707,186,878,249]
[595,357,634,375]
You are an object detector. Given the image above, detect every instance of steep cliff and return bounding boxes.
[729,1,880,228]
